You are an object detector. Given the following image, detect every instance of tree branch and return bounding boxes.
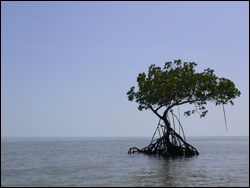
[149,106,163,119]
[155,105,163,112]
[166,99,199,113]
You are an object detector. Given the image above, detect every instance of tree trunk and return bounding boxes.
[162,117,171,144]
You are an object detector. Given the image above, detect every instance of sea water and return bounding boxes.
[1,137,249,187]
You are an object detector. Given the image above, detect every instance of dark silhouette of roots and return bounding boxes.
[128,115,199,157]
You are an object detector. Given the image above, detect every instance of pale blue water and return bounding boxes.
[1,137,249,187]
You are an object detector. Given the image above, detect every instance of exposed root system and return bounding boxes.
[128,116,199,157]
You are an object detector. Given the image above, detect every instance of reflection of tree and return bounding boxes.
[130,156,200,187]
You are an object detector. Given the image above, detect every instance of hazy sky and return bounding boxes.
[2,2,249,137]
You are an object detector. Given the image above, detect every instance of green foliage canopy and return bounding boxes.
[127,60,241,118]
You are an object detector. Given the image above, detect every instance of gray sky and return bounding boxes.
[2,2,249,137]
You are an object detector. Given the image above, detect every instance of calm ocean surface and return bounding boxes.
[1,137,249,187]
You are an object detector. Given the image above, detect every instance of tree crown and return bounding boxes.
[127,60,241,118]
